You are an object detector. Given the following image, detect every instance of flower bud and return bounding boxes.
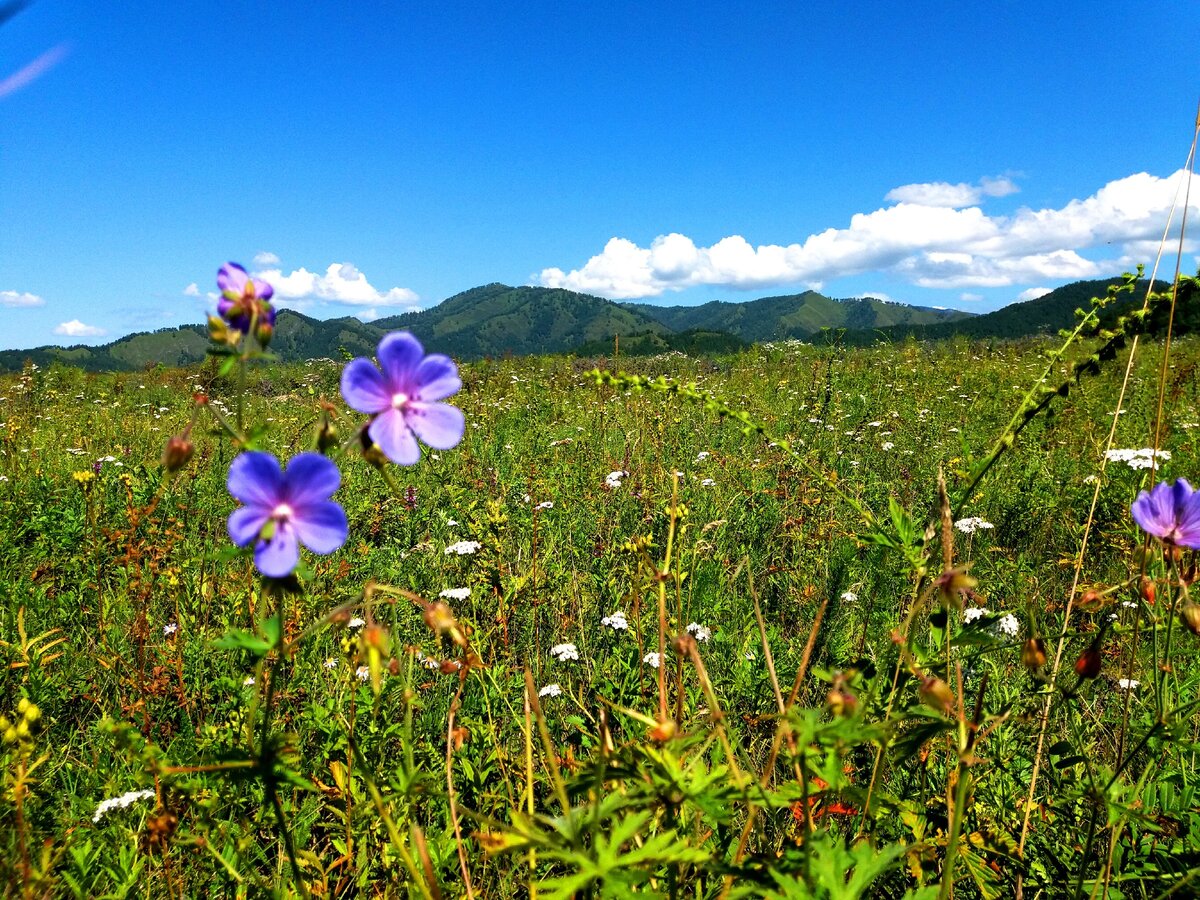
[826,687,858,717]
[317,418,339,453]
[1179,601,1200,636]
[16,698,29,716]
[1139,576,1156,605]
[22,703,40,725]
[15,719,29,740]
[647,718,676,742]
[162,435,194,472]
[255,320,274,348]
[919,675,956,715]
[1074,646,1102,679]
[1021,637,1047,670]
[2,726,16,745]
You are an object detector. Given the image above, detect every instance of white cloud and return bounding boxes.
[54,320,106,338]
[959,292,984,302]
[254,262,420,309]
[182,283,200,297]
[884,175,1019,208]
[1,291,45,308]
[1016,286,1052,302]
[537,170,1200,298]
[253,251,281,266]
[357,308,381,322]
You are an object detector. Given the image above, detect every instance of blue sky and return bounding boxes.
[1,0,1198,349]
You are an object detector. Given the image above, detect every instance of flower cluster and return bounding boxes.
[92,788,155,824]
[550,642,580,662]
[954,516,994,534]
[601,611,629,631]
[1105,447,1171,470]
[209,263,465,578]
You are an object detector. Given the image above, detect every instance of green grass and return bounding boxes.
[2,310,1200,897]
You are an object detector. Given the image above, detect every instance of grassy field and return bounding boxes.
[2,293,1200,896]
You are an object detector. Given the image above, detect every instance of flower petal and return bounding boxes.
[252,277,274,301]
[217,262,248,295]
[377,332,424,391]
[283,452,341,507]
[414,354,461,402]
[405,401,465,450]
[340,358,391,413]
[369,408,421,465]
[228,506,270,548]
[1175,486,1200,548]
[228,452,283,508]
[255,526,300,578]
[293,500,348,555]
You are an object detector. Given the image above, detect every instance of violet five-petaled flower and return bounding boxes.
[217,262,276,332]
[1131,478,1200,549]
[340,332,465,465]
[227,451,348,578]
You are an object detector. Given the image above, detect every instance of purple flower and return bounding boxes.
[217,262,276,332]
[227,451,348,577]
[1131,478,1200,549]
[340,332,465,465]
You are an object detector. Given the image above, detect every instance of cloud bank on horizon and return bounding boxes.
[536,171,1199,299]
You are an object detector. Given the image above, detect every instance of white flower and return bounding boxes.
[323,658,338,670]
[550,643,580,662]
[439,587,471,601]
[601,611,629,631]
[954,516,994,534]
[347,616,366,630]
[162,622,177,636]
[700,478,716,487]
[686,622,711,642]
[1117,678,1140,690]
[743,651,756,661]
[643,652,662,668]
[695,451,711,461]
[535,501,554,510]
[92,789,155,823]
[840,591,858,603]
[355,665,371,682]
[605,470,627,489]
[445,540,482,555]
[963,607,988,624]
[997,614,1019,638]
[242,676,255,687]
[881,442,894,451]
[867,421,882,427]
[446,518,459,527]
[1105,448,1171,470]
[538,683,562,698]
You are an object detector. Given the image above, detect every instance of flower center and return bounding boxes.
[391,392,409,410]
[272,502,294,521]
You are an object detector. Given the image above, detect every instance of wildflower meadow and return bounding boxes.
[3,265,1200,898]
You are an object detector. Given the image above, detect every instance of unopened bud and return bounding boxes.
[255,321,274,347]
[1021,637,1047,670]
[23,704,40,725]
[162,435,194,472]
[1179,601,1200,636]
[16,698,29,715]
[317,418,338,453]
[423,602,456,635]
[826,688,858,717]
[15,719,29,740]
[1139,576,1156,605]
[1075,646,1102,679]
[647,718,676,742]
[919,675,956,715]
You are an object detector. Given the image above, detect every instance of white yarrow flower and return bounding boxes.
[605,470,627,489]
[686,622,711,642]
[841,591,858,603]
[997,614,1019,638]
[550,643,580,662]
[1117,678,1140,690]
[347,616,366,630]
[643,652,662,668]
[954,517,994,534]
[601,611,629,631]
[444,540,482,555]
[439,587,471,601]
[92,789,155,823]
[538,683,562,698]
[963,607,988,624]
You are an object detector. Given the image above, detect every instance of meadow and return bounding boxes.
[1,274,1199,898]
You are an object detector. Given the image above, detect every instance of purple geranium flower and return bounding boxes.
[1131,478,1200,549]
[340,332,465,465]
[227,451,348,577]
[217,262,276,332]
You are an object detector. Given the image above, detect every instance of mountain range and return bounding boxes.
[0,279,1145,372]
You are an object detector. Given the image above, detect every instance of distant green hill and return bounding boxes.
[3,277,1171,374]
[627,291,972,341]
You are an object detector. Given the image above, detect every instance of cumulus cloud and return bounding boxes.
[536,169,1200,298]
[884,175,1019,208]
[54,320,106,338]
[1016,286,1052,302]
[1,291,45,307]
[183,282,200,297]
[253,251,281,266]
[254,262,420,309]
[959,292,984,302]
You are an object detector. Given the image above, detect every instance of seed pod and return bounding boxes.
[919,675,956,716]
[1179,602,1200,636]
[1075,646,1102,679]
[1022,637,1047,670]
[162,435,194,472]
[1139,576,1156,605]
